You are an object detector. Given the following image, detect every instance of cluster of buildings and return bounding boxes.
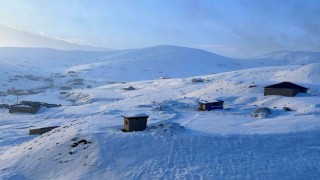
[124,81,308,132]
[1,101,61,114]
[3,81,309,134]
[199,81,308,111]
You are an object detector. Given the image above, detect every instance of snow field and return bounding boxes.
[1,46,320,179]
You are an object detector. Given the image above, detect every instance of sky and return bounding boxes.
[0,0,319,58]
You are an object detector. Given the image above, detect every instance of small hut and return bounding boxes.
[123,86,135,90]
[29,126,60,135]
[9,104,40,114]
[199,100,224,111]
[192,78,204,83]
[264,82,308,97]
[122,113,149,132]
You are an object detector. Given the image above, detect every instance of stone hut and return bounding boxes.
[9,104,40,114]
[199,100,224,111]
[122,113,149,132]
[264,82,308,97]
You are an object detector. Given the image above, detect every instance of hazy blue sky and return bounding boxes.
[0,0,319,57]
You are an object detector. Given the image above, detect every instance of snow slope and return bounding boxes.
[251,50,320,66]
[0,45,242,93]
[1,61,320,179]
[66,45,243,82]
[1,46,320,179]
[1,46,319,93]
[272,63,320,83]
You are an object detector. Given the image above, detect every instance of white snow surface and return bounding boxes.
[1,46,320,179]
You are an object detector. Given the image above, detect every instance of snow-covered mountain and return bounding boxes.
[1,45,319,98]
[0,46,241,92]
[66,45,243,82]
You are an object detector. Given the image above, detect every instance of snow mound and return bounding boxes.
[60,91,92,104]
[251,107,272,118]
[0,121,97,179]
[148,122,185,134]
[152,99,198,112]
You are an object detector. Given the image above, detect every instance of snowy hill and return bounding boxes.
[1,46,320,179]
[251,50,320,66]
[0,46,241,92]
[0,47,117,71]
[66,45,242,82]
[1,61,320,179]
[0,47,119,93]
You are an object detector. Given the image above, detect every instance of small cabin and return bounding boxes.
[9,104,40,114]
[199,100,224,111]
[29,126,60,135]
[123,86,135,90]
[192,78,204,83]
[122,113,149,132]
[264,82,308,97]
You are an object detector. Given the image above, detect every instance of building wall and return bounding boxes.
[9,107,40,114]
[300,88,308,93]
[199,102,224,111]
[264,88,299,97]
[124,117,148,132]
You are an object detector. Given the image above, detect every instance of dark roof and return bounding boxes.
[200,100,224,105]
[264,82,307,89]
[122,113,149,118]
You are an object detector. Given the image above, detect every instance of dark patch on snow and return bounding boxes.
[283,107,292,111]
[71,139,91,148]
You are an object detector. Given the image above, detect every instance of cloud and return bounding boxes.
[181,1,320,55]
[0,25,111,51]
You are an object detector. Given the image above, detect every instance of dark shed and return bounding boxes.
[199,100,224,111]
[264,82,308,97]
[9,104,40,114]
[20,101,62,108]
[122,113,149,132]
[29,126,60,135]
